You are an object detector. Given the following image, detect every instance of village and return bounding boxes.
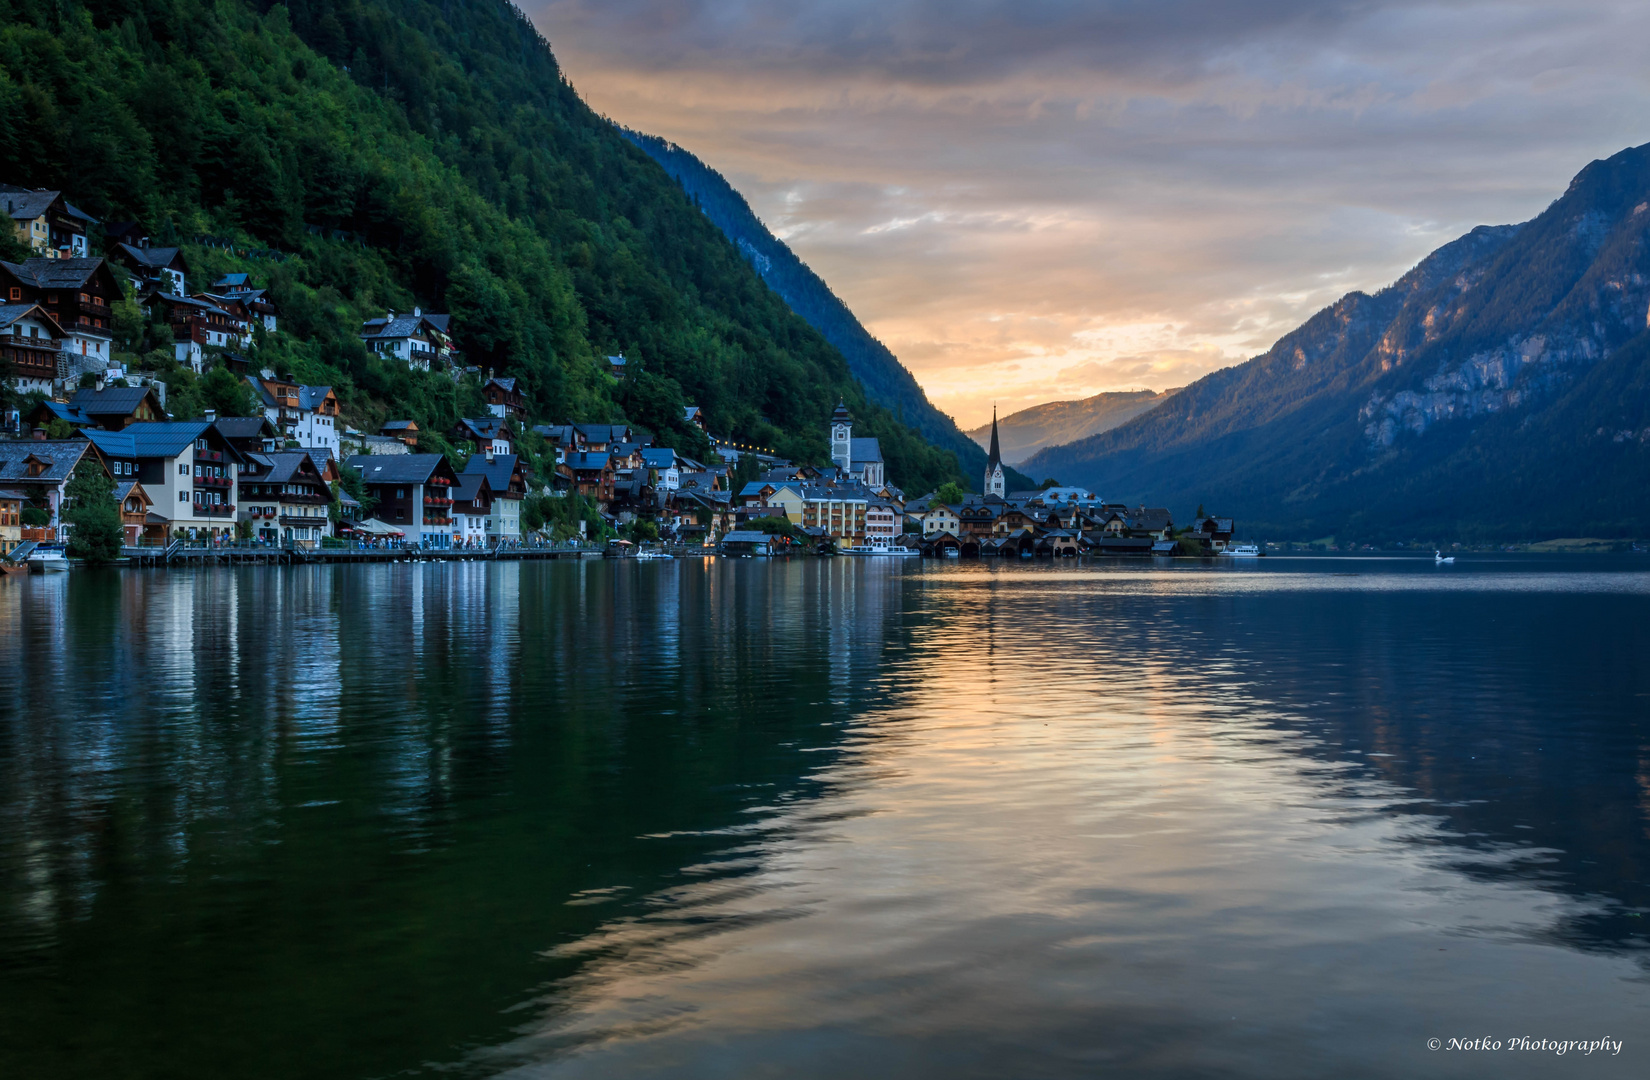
[0,183,1239,567]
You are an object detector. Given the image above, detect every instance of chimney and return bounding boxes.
[413,306,421,317]
[204,409,217,422]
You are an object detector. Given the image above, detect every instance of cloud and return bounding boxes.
[529,0,1650,427]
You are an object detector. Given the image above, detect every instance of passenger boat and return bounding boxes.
[842,544,918,556]
[634,549,675,560]
[1220,544,1262,558]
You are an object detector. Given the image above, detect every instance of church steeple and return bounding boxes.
[830,400,853,473]
[984,405,1006,498]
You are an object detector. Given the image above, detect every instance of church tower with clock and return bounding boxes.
[831,400,853,474]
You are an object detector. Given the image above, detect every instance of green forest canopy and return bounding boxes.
[0,0,967,493]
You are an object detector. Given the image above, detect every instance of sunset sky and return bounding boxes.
[528,0,1650,428]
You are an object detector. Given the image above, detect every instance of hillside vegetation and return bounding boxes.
[621,130,1032,493]
[1023,145,1650,541]
[0,0,966,492]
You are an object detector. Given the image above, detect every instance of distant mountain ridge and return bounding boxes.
[620,129,1032,492]
[965,390,1173,466]
[1021,143,1650,541]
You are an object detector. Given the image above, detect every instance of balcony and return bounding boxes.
[195,448,223,463]
[423,495,452,506]
[197,503,236,517]
[422,514,452,526]
[196,475,232,489]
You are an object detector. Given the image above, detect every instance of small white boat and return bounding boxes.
[1221,544,1262,558]
[28,547,69,573]
[842,544,918,556]
[635,550,675,560]
[942,548,960,558]
[1435,551,1455,565]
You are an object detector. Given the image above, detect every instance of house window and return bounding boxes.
[179,491,188,503]
[179,463,188,475]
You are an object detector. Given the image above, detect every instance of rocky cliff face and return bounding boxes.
[1020,145,1650,540]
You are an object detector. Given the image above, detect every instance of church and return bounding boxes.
[983,406,1006,498]
[828,401,886,489]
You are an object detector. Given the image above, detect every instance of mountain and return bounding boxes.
[964,390,1173,467]
[620,130,1033,493]
[1022,144,1650,542]
[0,0,966,494]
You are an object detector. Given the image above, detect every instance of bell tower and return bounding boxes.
[984,405,1006,498]
[830,400,853,473]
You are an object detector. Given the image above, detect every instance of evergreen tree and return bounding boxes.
[64,461,125,564]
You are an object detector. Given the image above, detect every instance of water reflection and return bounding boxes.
[1,558,1647,1079]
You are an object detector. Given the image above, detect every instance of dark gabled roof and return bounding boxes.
[849,437,883,464]
[485,376,517,392]
[460,453,524,497]
[2,188,62,221]
[452,473,490,503]
[0,441,93,484]
[297,386,334,412]
[573,422,628,443]
[361,313,444,341]
[640,447,676,469]
[564,451,613,471]
[83,421,244,463]
[533,423,575,443]
[67,386,160,417]
[211,415,277,440]
[114,243,184,271]
[721,531,774,544]
[454,416,507,439]
[346,454,447,485]
[0,302,63,335]
[112,480,151,505]
[211,273,249,289]
[423,313,451,332]
[5,256,111,290]
[304,449,337,476]
[147,291,233,318]
[258,452,324,485]
[380,419,418,432]
[798,482,869,503]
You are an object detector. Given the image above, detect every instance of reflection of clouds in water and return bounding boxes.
[483,567,1650,1079]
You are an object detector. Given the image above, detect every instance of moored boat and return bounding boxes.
[28,546,69,573]
[1220,544,1262,558]
[842,544,918,556]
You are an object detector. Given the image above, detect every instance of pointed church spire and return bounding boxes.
[984,405,1006,498]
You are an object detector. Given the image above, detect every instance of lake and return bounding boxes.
[2,556,1648,1078]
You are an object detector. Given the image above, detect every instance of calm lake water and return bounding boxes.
[2,556,1649,1078]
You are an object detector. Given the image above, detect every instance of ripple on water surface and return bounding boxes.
[0,557,1647,1079]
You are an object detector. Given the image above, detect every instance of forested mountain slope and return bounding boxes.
[621,130,1032,492]
[0,0,965,492]
[964,390,1171,466]
[1022,144,1650,541]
